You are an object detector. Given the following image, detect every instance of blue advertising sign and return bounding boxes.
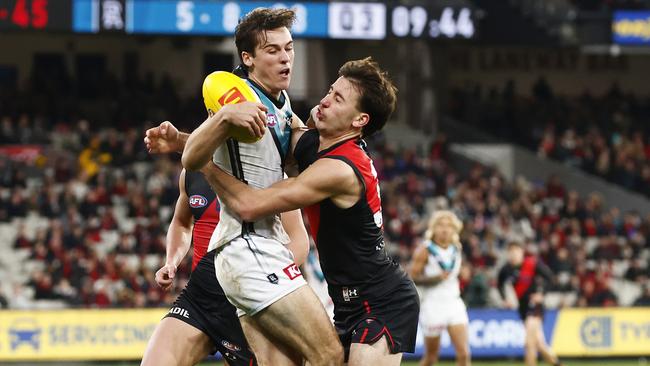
[612,11,650,45]
[413,309,558,359]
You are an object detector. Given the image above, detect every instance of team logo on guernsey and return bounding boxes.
[266,114,277,127]
[267,273,279,284]
[283,263,302,280]
[189,195,208,208]
[221,340,242,352]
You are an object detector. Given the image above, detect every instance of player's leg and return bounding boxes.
[447,324,471,366]
[348,337,402,366]
[248,285,344,366]
[141,317,213,366]
[524,316,540,366]
[216,237,343,365]
[533,320,562,366]
[240,315,302,366]
[419,336,441,366]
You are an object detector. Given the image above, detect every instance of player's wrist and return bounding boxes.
[176,132,189,153]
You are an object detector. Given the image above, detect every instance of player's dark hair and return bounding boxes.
[235,8,295,69]
[338,57,397,138]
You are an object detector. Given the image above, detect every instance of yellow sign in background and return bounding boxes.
[0,309,166,361]
[551,307,650,356]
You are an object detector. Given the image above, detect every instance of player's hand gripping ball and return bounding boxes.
[202,71,263,143]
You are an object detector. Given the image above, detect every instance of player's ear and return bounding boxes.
[242,52,253,68]
[352,113,369,128]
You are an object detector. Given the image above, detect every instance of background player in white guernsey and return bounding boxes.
[180,8,343,366]
[409,211,471,366]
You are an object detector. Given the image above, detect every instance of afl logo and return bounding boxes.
[266,114,277,127]
[189,195,208,208]
[221,340,241,352]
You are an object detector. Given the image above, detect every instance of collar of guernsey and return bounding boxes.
[246,80,293,162]
[426,240,458,272]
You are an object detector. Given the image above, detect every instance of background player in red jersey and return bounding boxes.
[498,242,563,366]
[141,122,310,366]
[198,58,420,366]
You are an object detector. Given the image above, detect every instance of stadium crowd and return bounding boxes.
[1,107,648,310]
[450,78,650,197]
[0,66,647,310]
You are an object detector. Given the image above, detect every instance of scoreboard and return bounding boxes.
[0,0,479,40]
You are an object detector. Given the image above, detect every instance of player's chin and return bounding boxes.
[276,76,291,89]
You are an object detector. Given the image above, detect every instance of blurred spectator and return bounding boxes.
[633,285,650,306]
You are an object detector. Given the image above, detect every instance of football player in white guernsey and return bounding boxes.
[409,211,471,366]
[180,8,343,366]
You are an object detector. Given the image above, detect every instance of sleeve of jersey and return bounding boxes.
[294,129,320,172]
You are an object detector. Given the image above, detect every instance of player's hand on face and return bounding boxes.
[144,121,181,154]
[155,263,177,291]
[221,102,268,139]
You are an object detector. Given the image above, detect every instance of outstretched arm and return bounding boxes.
[144,121,189,154]
[155,170,193,291]
[200,158,356,221]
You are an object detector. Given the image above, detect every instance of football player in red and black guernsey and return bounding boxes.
[497,242,563,366]
[141,122,310,366]
[201,57,420,366]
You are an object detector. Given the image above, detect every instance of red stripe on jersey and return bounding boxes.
[304,204,321,244]
[191,198,220,270]
[514,256,537,298]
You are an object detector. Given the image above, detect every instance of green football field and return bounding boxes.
[169,360,644,366]
[8,360,645,365]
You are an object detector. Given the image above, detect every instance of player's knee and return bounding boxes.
[456,345,470,361]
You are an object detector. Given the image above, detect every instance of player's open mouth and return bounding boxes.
[279,68,290,77]
[316,108,323,120]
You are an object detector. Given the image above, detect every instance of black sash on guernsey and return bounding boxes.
[225,138,255,235]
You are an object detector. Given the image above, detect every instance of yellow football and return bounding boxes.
[202,71,263,143]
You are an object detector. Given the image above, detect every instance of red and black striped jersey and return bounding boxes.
[296,130,403,293]
[185,170,220,271]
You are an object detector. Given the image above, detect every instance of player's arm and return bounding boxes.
[409,244,448,286]
[182,102,268,171]
[536,260,556,286]
[155,169,194,291]
[201,158,355,221]
[497,266,509,301]
[144,121,189,154]
[281,209,309,266]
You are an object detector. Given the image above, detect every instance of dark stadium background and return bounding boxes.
[0,0,649,364]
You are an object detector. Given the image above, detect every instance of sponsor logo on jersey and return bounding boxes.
[221,340,242,352]
[267,273,279,284]
[189,195,208,208]
[266,114,277,127]
[168,307,190,319]
[283,263,302,280]
[342,287,359,302]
